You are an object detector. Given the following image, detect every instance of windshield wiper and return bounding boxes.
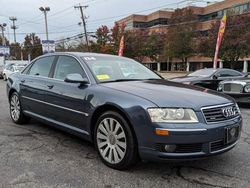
[101,79,142,83]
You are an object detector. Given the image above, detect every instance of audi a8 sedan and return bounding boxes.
[7,52,242,170]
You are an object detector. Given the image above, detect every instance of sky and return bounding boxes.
[0,0,219,44]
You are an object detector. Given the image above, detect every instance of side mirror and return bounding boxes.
[212,75,218,80]
[64,73,89,84]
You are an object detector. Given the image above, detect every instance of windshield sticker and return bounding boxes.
[83,57,96,61]
[96,74,110,80]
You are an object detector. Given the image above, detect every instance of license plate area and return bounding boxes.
[225,126,239,144]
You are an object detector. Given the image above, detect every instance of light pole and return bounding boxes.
[39,6,50,40]
[0,23,7,46]
[9,17,18,43]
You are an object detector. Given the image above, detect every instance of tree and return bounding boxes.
[10,43,22,60]
[197,14,250,68]
[220,14,250,68]
[22,33,42,60]
[164,8,198,64]
[90,25,115,54]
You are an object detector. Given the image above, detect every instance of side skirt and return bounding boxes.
[24,110,92,142]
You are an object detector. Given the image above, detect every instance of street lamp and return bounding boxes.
[9,17,18,43]
[39,6,50,40]
[0,23,7,46]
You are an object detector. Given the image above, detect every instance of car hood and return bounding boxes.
[170,76,208,83]
[100,80,234,110]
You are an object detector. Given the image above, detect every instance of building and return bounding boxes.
[116,0,250,72]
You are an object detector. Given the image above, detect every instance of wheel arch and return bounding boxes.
[90,104,138,145]
[8,88,17,102]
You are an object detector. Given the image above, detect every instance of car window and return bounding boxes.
[28,56,55,77]
[53,56,87,80]
[217,70,242,77]
[83,56,160,82]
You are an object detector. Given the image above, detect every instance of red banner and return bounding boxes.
[118,35,125,56]
[213,14,227,68]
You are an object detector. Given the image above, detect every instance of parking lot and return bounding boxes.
[0,80,250,188]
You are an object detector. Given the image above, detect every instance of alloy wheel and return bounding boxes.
[96,118,127,164]
[10,94,21,122]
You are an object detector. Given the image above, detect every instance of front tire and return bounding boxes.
[9,92,30,124]
[94,111,138,170]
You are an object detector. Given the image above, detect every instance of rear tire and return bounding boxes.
[94,111,138,170]
[9,92,30,124]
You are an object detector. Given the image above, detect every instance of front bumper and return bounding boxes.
[138,116,242,161]
[224,92,250,104]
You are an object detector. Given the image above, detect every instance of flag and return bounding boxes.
[118,35,125,56]
[213,14,227,68]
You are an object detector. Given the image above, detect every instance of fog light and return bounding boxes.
[164,145,176,152]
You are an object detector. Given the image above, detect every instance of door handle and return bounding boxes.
[47,85,54,89]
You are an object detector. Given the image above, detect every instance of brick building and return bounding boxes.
[116,0,250,72]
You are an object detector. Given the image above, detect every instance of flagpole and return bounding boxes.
[213,14,227,69]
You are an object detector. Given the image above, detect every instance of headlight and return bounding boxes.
[217,84,223,91]
[183,82,191,85]
[244,85,250,93]
[236,103,241,115]
[147,108,199,123]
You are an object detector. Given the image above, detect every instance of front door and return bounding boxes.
[44,55,90,133]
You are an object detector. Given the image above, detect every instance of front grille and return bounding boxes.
[210,140,236,152]
[155,143,202,153]
[175,143,202,153]
[223,83,243,93]
[202,104,239,123]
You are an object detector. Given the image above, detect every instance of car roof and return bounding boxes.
[41,52,131,60]
[198,68,243,73]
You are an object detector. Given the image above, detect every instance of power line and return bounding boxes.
[74,4,90,51]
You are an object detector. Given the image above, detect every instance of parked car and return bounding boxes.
[3,64,26,81]
[218,79,250,104]
[0,65,4,79]
[171,68,247,90]
[7,53,242,169]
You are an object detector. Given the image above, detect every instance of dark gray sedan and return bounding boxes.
[6,52,242,169]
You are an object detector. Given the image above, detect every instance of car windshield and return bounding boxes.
[14,66,25,72]
[82,56,161,82]
[188,69,217,77]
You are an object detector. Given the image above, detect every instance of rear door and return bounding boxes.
[19,56,55,117]
[44,55,90,133]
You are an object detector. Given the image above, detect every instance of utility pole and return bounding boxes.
[9,17,18,43]
[0,23,7,65]
[74,4,89,51]
[0,23,7,46]
[39,7,50,40]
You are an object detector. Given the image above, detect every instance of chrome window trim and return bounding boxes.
[22,96,89,117]
[20,54,93,85]
[201,103,240,124]
[24,110,89,136]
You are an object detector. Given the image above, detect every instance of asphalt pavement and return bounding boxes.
[0,80,250,188]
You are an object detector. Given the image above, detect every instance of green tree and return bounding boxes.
[10,43,22,60]
[165,8,198,64]
[22,33,42,60]
[197,14,250,68]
